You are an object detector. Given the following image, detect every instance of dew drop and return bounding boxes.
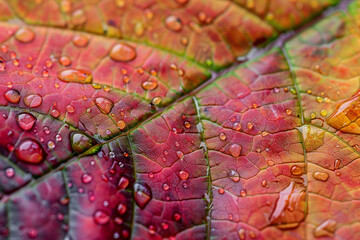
[229,144,241,157]
[4,89,21,103]
[51,109,60,118]
[313,171,329,181]
[285,109,292,115]
[15,139,44,164]
[179,170,189,180]
[142,78,158,91]
[173,212,181,221]
[47,141,55,149]
[228,169,240,182]
[117,176,129,189]
[117,120,126,130]
[162,183,170,191]
[82,173,93,184]
[134,183,152,210]
[176,151,184,159]
[66,105,75,113]
[24,94,42,108]
[73,35,89,47]
[26,228,38,239]
[95,97,114,115]
[238,228,246,240]
[219,132,227,141]
[290,165,303,176]
[5,168,15,178]
[117,203,127,215]
[110,43,136,62]
[93,210,110,225]
[59,56,71,66]
[15,27,35,43]
[58,69,92,84]
[16,113,36,131]
[72,9,87,25]
[320,109,327,117]
[56,134,62,142]
[240,189,247,197]
[165,15,183,32]
[218,188,224,194]
[70,132,96,154]
[334,159,341,170]
[152,96,162,105]
[247,122,254,130]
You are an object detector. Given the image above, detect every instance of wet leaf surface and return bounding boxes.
[1,0,360,240]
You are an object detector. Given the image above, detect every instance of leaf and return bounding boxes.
[0,0,357,239]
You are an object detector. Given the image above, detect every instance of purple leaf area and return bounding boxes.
[2,0,360,240]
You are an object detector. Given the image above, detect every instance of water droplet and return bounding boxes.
[152,96,162,105]
[285,109,292,115]
[117,120,126,130]
[238,228,245,240]
[58,69,92,84]
[95,97,114,115]
[173,212,181,221]
[0,57,5,72]
[334,159,341,169]
[290,165,303,176]
[179,170,189,180]
[117,203,126,215]
[233,122,241,131]
[50,109,60,118]
[176,151,184,159]
[82,173,93,184]
[219,132,227,141]
[142,78,158,91]
[56,134,62,142]
[73,35,89,47]
[27,228,38,239]
[240,189,247,197]
[4,89,21,103]
[229,144,241,157]
[313,171,329,181]
[15,27,35,43]
[165,15,182,32]
[24,94,42,108]
[16,113,36,131]
[110,43,136,62]
[184,121,191,129]
[47,141,55,149]
[134,183,152,210]
[218,188,224,194]
[247,122,253,130]
[59,56,71,66]
[262,180,267,187]
[72,9,87,25]
[42,70,49,78]
[228,169,240,182]
[61,0,72,13]
[70,132,96,154]
[117,176,129,189]
[314,219,336,237]
[320,109,327,117]
[162,183,170,191]
[269,182,305,226]
[15,139,44,164]
[148,225,156,235]
[316,96,323,103]
[93,210,110,225]
[43,126,50,135]
[5,168,15,178]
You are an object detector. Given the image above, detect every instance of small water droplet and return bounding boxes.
[173,212,181,221]
[93,210,110,225]
[117,120,126,130]
[165,15,183,32]
[56,134,62,142]
[313,171,329,181]
[162,183,170,191]
[219,132,227,141]
[26,228,38,239]
[95,97,114,114]
[218,188,224,194]
[16,113,36,131]
[176,151,184,159]
[314,219,337,237]
[179,170,189,180]
[58,69,92,84]
[5,168,15,178]
[334,159,341,170]
[24,94,42,108]
[73,35,89,47]
[70,132,96,154]
[59,56,71,66]
[15,27,35,43]
[47,141,55,149]
[290,165,303,176]
[152,96,162,105]
[229,144,241,157]
[117,176,129,189]
[134,183,152,209]
[15,139,44,164]
[82,173,93,184]
[247,122,253,130]
[117,203,127,215]
[228,169,240,182]
[285,109,292,115]
[72,9,87,25]
[110,43,136,62]
[320,109,327,117]
[142,78,158,91]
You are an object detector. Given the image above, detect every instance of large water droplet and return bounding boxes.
[313,171,329,181]
[134,183,152,210]
[93,210,110,225]
[165,15,183,32]
[16,113,36,131]
[229,144,241,157]
[314,219,336,237]
[15,139,44,164]
[58,69,92,84]
[269,182,306,227]
[4,89,20,103]
[24,94,42,108]
[142,77,158,91]
[326,90,360,134]
[15,27,35,43]
[110,43,136,62]
[95,97,114,115]
[290,165,303,176]
[70,132,96,154]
